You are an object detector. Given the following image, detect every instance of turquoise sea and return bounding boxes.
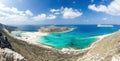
[12,25,120,49]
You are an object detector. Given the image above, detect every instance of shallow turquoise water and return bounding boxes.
[37,35,97,49]
[12,25,120,49]
[36,25,120,49]
[12,31,23,37]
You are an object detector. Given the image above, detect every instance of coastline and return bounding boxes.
[3,28,81,61]
[10,30,116,55]
[60,33,113,54]
[10,27,75,49]
[86,33,113,50]
[11,31,54,49]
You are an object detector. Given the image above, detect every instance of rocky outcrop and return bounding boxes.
[0,48,26,61]
[111,54,120,61]
[0,33,12,49]
[0,32,26,61]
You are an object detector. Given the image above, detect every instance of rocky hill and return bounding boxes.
[77,31,120,61]
[0,33,12,49]
[0,33,26,61]
[0,48,26,61]
[0,24,26,61]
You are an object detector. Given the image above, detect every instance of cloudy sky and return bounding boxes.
[0,0,120,25]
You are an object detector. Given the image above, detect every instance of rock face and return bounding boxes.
[0,48,26,61]
[111,54,120,61]
[0,33,12,49]
[39,25,73,33]
[0,32,26,61]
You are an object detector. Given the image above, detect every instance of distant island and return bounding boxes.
[39,25,74,33]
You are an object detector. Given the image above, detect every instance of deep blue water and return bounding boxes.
[14,25,120,49]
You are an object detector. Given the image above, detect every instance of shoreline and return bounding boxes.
[11,30,115,55]
[60,33,113,54]
[11,31,54,49]
[85,33,113,50]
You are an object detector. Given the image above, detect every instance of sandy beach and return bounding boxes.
[11,31,54,49]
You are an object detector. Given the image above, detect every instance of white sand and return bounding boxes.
[21,32,48,43]
[95,33,112,40]
[11,31,53,49]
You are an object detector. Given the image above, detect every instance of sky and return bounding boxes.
[0,0,120,25]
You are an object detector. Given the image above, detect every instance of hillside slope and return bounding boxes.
[77,31,120,61]
[0,31,26,61]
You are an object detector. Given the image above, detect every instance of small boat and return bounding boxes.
[97,24,114,27]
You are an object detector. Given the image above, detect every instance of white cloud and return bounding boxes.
[0,2,57,25]
[33,14,46,20]
[88,0,120,16]
[50,9,61,15]
[50,7,82,19]
[50,9,60,13]
[103,17,108,20]
[47,14,56,19]
[0,2,82,25]
[0,3,25,16]
[62,7,82,19]
[88,4,107,12]
[25,10,33,16]
[0,3,32,25]
[33,14,56,21]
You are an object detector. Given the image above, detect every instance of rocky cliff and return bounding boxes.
[0,33,26,61]
[0,24,26,61]
[0,33,12,49]
[0,48,26,61]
